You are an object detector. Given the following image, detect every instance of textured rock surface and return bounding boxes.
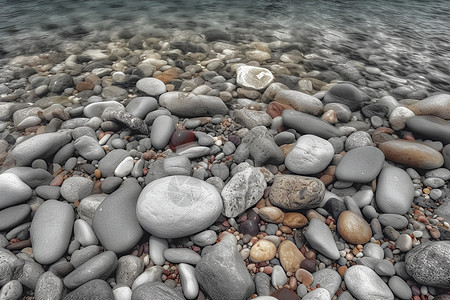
[131,282,184,300]
[344,265,394,300]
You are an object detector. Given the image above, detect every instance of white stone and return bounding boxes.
[113,286,132,300]
[149,236,168,266]
[285,134,334,175]
[131,266,163,291]
[0,173,32,210]
[178,263,199,300]
[302,288,331,300]
[236,66,274,90]
[136,78,166,96]
[114,156,134,177]
[389,107,415,131]
[344,265,394,300]
[74,219,98,247]
[271,265,287,288]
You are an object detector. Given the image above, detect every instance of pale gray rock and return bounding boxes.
[159,92,228,117]
[363,243,384,259]
[98,149,130,177]
[282,110,342,139]
[3,167,53,189]
[77,194,107,225]
[236,66,274,90]
[240,125,284,167]
[234,108,272,129]
[388,276,412,300]
[376,166,414,214]
[73,219,98,247]
[114,156,134,177]
[271,265,287,288]
[17,257,45,290]
[344,131,373,151]
[60,176,94,202]
[131,266,163,290]
[351,189,374,208]
[254,272,271,296]
[136,176,223,238]
[285,134,334,175]
[406,115,450,145]
[0,204,31,231]
[378,214,408,230]
[190,230,217,247]
[0,280,22,300]
[163,155,191,176]
[136,78,167,97]
[221,167,266,218]
[345,265,394,300]
[324,103,352,123]
[70,245,101,268]
[323,83,365,111]
[151,115,175,150]
[131,282,184,300]
[101,107,148,134]
[0,248,24,287]
[74,136,105,161]
[275,89,323,116]
[149,236,168,266]
[92,178,143,254]
[3,131,72,168]
[178,263,199,299]
[126,97,159,119]
[63,251,118,290]
[35,185,61,200]
[0,173,32,210]
[163,248,202,265]
[335,146,385,183]
[312,269,342,296]
[30,200,74,265]
[374,259,395,276]
[304,218,340,260]
[195,234,255,300]
[116,255,145,287]
[84,101,125,118]
[63,279,114,300]
[177,146,211,159]
[302,288,331,300]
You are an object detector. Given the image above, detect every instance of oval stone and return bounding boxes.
[278,240,305,273]
[136,176,223,238]
[250,240,277,263]
[30,200,74,265]
[0,173,32,210]
[406,115,450,145]
[379,139,444,169]
[282,110,342,139]
[335,146,385,183]
[337,210,372,245]
[344,265,394,300]
[151,115,175,150]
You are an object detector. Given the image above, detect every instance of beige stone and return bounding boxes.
[258,206,285,224]
[250,239,277,263]
[283,212,308,228]
[337,210,372,245]
[278,240,305,273]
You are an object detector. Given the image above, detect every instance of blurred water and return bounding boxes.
[1,0,449,89]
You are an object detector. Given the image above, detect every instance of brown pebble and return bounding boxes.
[279,240,305,273]
[306,210,327,223]
[295,268,314,286]
[299,258,316,273]
[283,212,308,228]
[266,101,295,118]
[94,169,102,179]
[337,266,347,277]
[258,206,285,223]
[337,210,372,245]
[280,226,293,234]
[289,276,298,290]
[6,239,31,250]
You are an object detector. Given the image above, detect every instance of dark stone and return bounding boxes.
[294,229,306,249]
[63,279,114,300]
[323,83,365,111]
[383,225,400,241]
[254,272,271,296]
[282,110,342,139]
[171,41,206,54]
[131,282,184,300]
[323,198,347,220]
[272,287,301,300]
[247,210,261,224]
[361,103,389,118]
[49,73,73,93]
[406,116,450,145]
[204,29,231,42]
[300,258,317,273]
[239,220,259,236]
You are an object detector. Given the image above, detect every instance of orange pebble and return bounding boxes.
[337,266,347,277]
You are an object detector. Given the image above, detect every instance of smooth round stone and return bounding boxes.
[113,286,132,300]
[74,136,105,161]
[151,115,175,150]
[344,131,373,151]
[149,235,168,266]
[163,155,191,176]
[114,156,135,177]
[131,282,184,300]
[30,200,74,265]
[364,243,384,259]
[35,271,64,300]
[0,173,32,210]
[285,134,334,175]
[376,166,414,214]
[338,210,372,245]
[406,93,450,119]
[74,219,98,246]
[389,106,415,131]
[275,90,323,116]
[374,259,395,276]
[126,97,158,119]
[312,269,342,296]
[303,288,331,300]
[169,129,195,151]
[70,245,101,268]
[304,218,340,260]
[163,248,201,265]
[63,251,118,290]
[178,263,199,300]
[344,265,394,300]
[282,110,342,139]
[274,131,296,146]
[234,108,272,129]
[60,176,94,202]
[0,204,30,231]
[136,78,166,96]
[190,230,217,247]
[323,83,364,111]
[222,141,236,155]
[388,276,412,300]
[271,265,288,288]
[278,240,305,272]
[258,206,285,223]
[405,241,450,289]
[98,149,130,178]
[378,214,408,230]
[136,176,223,238]
[0,280,22,300]
[236,66,274,90]
[116,255,145,287]
[250,239,277,263]
[83,101,124,118]
[335,146,385,183]
[159,92,228,118]
[63,279,114,300]
[283,212,308,228]
[101,177,123,194]
[379,139,444,169]
[396,234,413,252]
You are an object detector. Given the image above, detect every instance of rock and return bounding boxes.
[195,234,255,300]
[63,279,114,300]
[389,107,415,131]
[149,236,168,266]
[3,167,53,189]
[126,97,159,119]
[385,136,443,166]
[304,218,340,260]
[312,269,342,296]
[236,66,274,90]
[98,149,130,178]
[239,126,285,166]
[164,248,202,265]
[0,280,22,300]
[131,266,163,290]
[278,240,305,273]
[406,93,450,119]
[374,259,395,277]
[101,108,148,134]
[74,136,105,161]
[92,178,143,253]
[178,263,199,299]
[136,176,223,238]
[376,166,414,214]
[275,90,323,116]
[84,101,125,118]
[234,108,272,129]
[60,176,94,202]
[250,239,277,263]
[101,86,128,101]
[49,73,73,93]
[323,83,365,111]
[63,251,118,289]
[323,198,346,221]
[70,245,101,268]
[335,146,385,183]
[221,167,266,218]
[282,110,342,139]
[337,210,372,245]
[151,115,175,150]
[30,200,74,265]
[258,206,285,223]
[378,214,408,230]
[271,265,288,288]
[388,276,412,300]
[344,265,394,300]
[283,212,308,228]
[3,132,72,168]
[405,241,450,289]
[0,204,31,231]
[0,248,23,287]
[131,282,184,300]
[0,173,32,210]
[302,288,331,300]
[364,243,384,259]
[159,92,228,117]
[35,271,64,300]
[163,155,191,176]
[190,230,217,247]
[136,78,167,96]
[77,194,107,225]
[116,255,145,287]
[406,115,450,145]
[285,135,334,175]
[270,175,325,210]
[344,131,373,151]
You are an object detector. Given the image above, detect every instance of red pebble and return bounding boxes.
[169,129,195,151]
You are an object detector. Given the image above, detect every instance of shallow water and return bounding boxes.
[1,0,449,90]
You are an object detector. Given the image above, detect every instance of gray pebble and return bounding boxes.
[210,163,230,181]
[116,255,145,287]
[378,214,408,230]
[70,245,101,268]
[17,258,45,290]
[0,280,22,300]
[388,275,412,300]
[223,141,236,155]
[35,271,64,300]
[190,230,218,247]
[164,248,201,265]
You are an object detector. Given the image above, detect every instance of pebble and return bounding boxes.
[84,101,125,118]
[258,206,285,223]
[255,272,271,296]
[344,265,394,300]
[283,212,308,228]
[311,269,342,296]
[164,248,201,265]
[374,259,395,276]
[406,93,450,119]
[388,276,413,300]
[136,78,167,96]
[278,240,305,272]
[234,108,272,129]
[271,265,288,288]
[151,115,175,150]
[116,255,144,287]
[304,218,340,260]
[159,92,228,117]
[149,235,168,266]
[0,280,22,300]
[126,97,158,119]
[337,210,372,244]
[0,173,32,210]
[131,282,184,300]
[285,134,334,175]
[250,239,277,263]
[323,83,365,111]
[4,167,53,189]
[282,110,342,139]
[302,288,331,300]
[236,66,274,90]
[73,219,98,246]
[63,279,114,300]
[363,243,384,259]
[74,136,105,161]
[136,176,223,238]
[60,176,94,202]
[275,90,323,116]
[389,106,415,130]
[178,263,199,300]
[0,204,31,231]
[34,271,64,300]
[131,266,163,290]
[378,214,408,230]
[114,156,134,177]
[190,230,217,247]
[335,146,385,183]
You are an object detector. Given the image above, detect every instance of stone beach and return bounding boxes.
[0,10,450,300]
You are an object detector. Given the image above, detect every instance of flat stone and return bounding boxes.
[0,204,31,231]
[0,173,32,210]
[163,155,191,176]
[35,271,64,300]
[378,214,408,230]
[312,269,342,296]
[63,251,118,290]
[282,110,342,139]
[283,212,308,228]
[164,248,201,265]
[234,108,272,129]
[406,115,450,145]
[335,146,385,183]
[258,206,285,223]
[221,167,266,218]
[151,115,175,150]
[337,210,372,245]
[379,139,444,169]
[278,240,305,273]
[84,101,125,118]
[63,279,114,300]
[74,136,105,161]
[406,93,450,119]
[98,149,130,177]
[136,176,223,238]
[275,90,323,116]
[136,78,167,96]
[195,234,255,300]
[236,66,274,90]
[285,135,334,175]
[376,166,414,214]
[60,176,94,202]
[30,200,74,265]
[131,282,184,300]
[35,185,61,200]
[270,175,325,210]
[159,92,228,117]
[344,265,394,300]
[304,218,340,260]
[3,131,72,168]
[323,83,365,111]
[92,178,144,253]
[405,241,450,289]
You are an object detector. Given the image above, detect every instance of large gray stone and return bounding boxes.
[323,83,365,111]
[282,110,342,139]
[3,167,53,189]
[125,97,159,119]
[240,125,284,167]
[74,136,105,161]
[376,166,414,214]
[63,279,114,300]
[0,204,30,231]
[0,248,24,287]
[131,282,184,300]
[275,89,323,116]
[304,218,340,260]
[196,234,255,300]
[30,200,74,265]
[405,241,450,289]
[0,173,32,210]
[236,66,274,90]
[116,255,145,287]
[344,265,394,300]
[136,176,223,238]
[159,92,228,117]
[151,115,175,150]
[335,146,385,183]
[406,115,450,145]
[311,269,342,296]
[221,167,266,218]
[92,178,144,254]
